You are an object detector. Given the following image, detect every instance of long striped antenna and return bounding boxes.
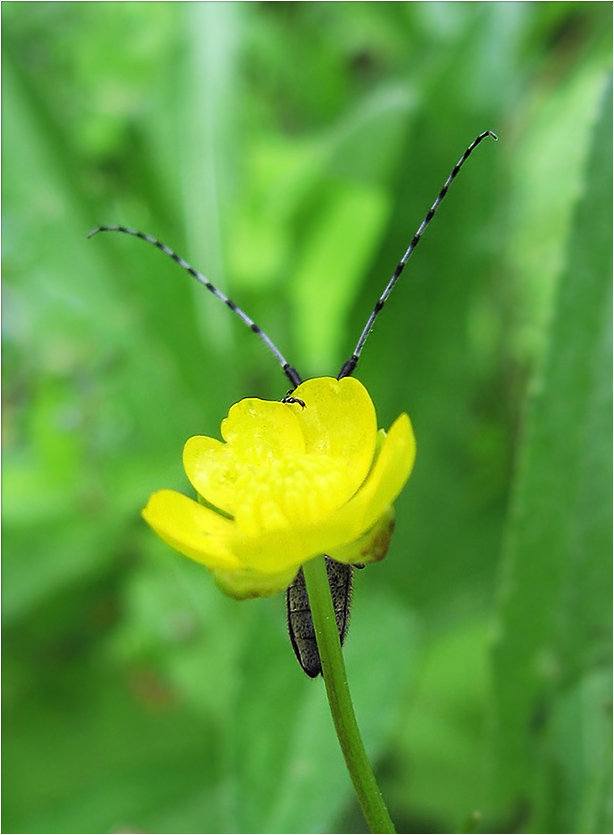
[87,225,303,389]
[337,130,497,380]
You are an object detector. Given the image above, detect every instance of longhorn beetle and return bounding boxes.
[89,130,496,676]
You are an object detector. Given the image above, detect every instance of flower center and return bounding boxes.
[233,453,349,536]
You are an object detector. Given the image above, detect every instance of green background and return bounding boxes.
[3,3,611,833]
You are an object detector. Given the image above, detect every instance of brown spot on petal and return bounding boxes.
[364,518,395,562]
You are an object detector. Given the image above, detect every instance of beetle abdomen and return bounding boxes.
[286,557,354,677]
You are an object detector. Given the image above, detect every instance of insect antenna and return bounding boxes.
[87,225,303,389]
[338,130,497,380]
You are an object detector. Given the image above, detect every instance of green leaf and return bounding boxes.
[292,182,391,374]
[2,666,224,835]
[491,74,612,833]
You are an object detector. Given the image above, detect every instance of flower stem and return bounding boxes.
[301,555,397,834]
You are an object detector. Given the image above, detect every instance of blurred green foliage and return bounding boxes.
[2,3,611,833]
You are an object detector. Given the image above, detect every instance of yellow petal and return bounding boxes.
[184,399,306,514]
[222,398,306,462]
[232,453,349,536]
[142,489,240,570]
[231,503,362,573]
[183,435,238,516]
[341,412,416,534]
[292,377,377,502]
[213,564,300,600]
[328,506,396,565]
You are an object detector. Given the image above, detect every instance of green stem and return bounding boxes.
[301,555,396,834]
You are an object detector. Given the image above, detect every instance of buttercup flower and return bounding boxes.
[143,377,415,599]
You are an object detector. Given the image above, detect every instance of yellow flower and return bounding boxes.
[142,377,415,599]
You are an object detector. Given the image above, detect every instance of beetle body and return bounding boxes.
[286,558,353,677]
